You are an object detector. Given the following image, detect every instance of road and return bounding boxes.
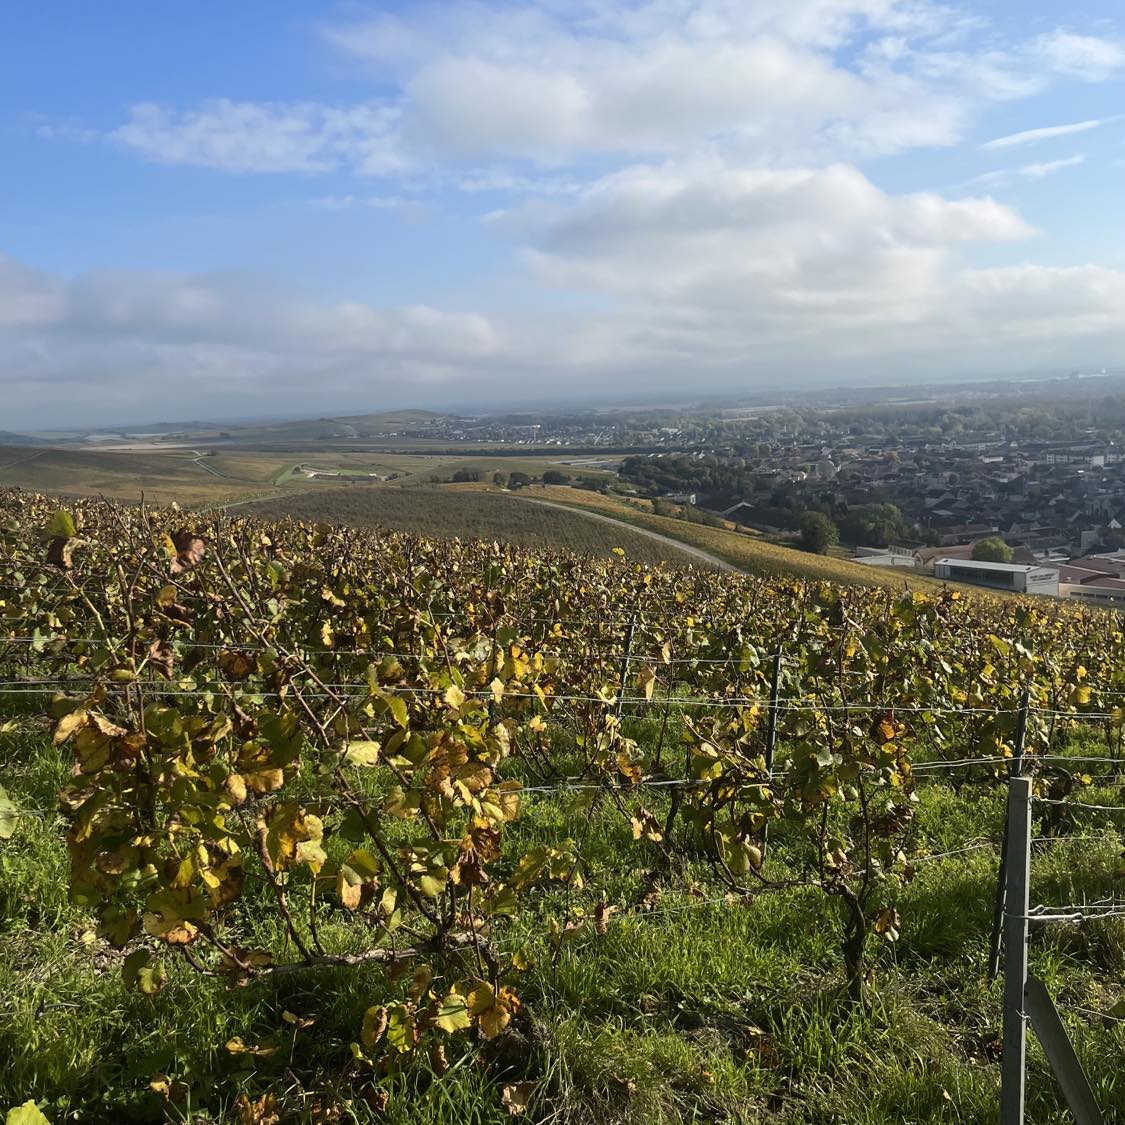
[512,496,739,573]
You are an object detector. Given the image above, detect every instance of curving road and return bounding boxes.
[511,496,739,573]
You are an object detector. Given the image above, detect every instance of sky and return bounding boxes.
[1,0,1124,428]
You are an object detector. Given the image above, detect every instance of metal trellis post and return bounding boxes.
[1024,976,1104,1125]
[1000,774,1032,1125]
[990,687,1031,979]
[615,612,637,722]
[761,648,783,859]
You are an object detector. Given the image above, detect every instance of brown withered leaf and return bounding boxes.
[170,530,206,575]
[594,901,616,936]
[501,1082,537,1116]
[235,1093,280,1125]
[148,639,175,680]
[218,650,255,680]
[429,1042,449,1076]
[616,750,643,785]
[46,536,76,570]
[449,836,489,886]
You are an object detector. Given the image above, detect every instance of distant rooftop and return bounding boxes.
[934,558,1041,574]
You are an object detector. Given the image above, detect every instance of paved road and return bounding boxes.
[513,496,739,573]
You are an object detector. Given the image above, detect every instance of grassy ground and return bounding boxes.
[4,706,1125,1124]
[237,487,708,569]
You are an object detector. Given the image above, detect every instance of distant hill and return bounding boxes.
[169,410,451,444]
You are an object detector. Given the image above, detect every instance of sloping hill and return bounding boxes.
[239,485,718,568]
[455,484,947,590]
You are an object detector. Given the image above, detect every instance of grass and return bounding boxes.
[4,705,1125,1123]
[236,486,710,569]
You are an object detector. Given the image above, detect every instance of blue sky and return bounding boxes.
[1,1,1124,427]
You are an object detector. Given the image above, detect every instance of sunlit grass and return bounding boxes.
[4,722,1125,1123]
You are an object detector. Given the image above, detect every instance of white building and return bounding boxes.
[854,546,918,569]
[933,558,1059,596]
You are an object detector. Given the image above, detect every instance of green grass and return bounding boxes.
[5,708,1125,1123]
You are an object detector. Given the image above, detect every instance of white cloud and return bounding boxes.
[306,195,408,210]
[91,3,1125,177]
[1018,155,1086,179]
[0,256,65,326]
[4,151,1125,427]
[480,159,1125,375]
[494,161,1034,305]
[372,1,983,163]
[1031,30,1125,81]
[968,153,1085,188]
[455,170,583,195]
[980,118,1109,150]
[112,100,408,175]
[0,259,503,426]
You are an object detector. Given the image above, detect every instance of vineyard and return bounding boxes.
[3,490,1125,1124]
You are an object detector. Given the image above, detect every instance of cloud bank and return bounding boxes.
[5,157,1125,426]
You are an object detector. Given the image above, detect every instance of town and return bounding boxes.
[566,379,1125,607]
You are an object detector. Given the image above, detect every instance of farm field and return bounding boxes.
[0,446,616,509]
[0,446,264,507]
[2,492,1125,1123]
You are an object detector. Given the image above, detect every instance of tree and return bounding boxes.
[971,536,1013,563]
[837,503,906,548]
[542,470,570,486]
[507,472,533,490]
[798,511,838,555]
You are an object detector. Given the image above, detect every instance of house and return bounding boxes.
[933,558,1059,596]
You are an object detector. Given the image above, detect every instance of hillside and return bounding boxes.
[2,491,1124,1123]
[238,485,715,568]
[176,410,450,444]
[452,483,949,590]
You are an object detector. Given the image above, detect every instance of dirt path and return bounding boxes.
[512,496,739,573]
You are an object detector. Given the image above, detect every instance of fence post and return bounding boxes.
[989,688,1031,979]
[1001,774,1032,1125]
[761,648,783,859]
